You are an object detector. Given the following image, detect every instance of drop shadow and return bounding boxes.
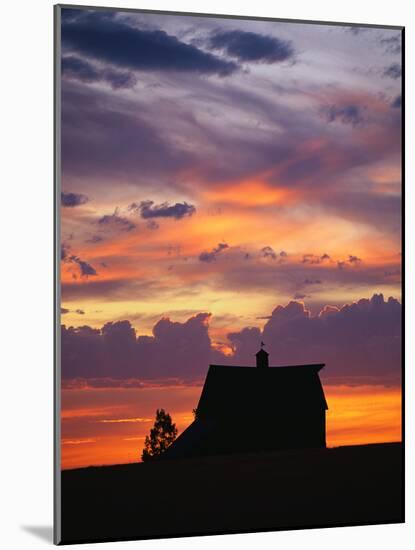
[21,525,53,543]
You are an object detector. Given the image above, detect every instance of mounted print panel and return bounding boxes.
[55,4,404,544]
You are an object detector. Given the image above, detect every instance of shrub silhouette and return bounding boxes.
[141,409,178,462]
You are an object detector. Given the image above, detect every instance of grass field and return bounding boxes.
[60,442,403,544]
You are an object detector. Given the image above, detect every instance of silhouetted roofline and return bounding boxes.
[209,363,325,372]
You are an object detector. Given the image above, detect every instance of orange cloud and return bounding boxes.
[202,178,298,207]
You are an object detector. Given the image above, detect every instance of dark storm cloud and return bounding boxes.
[62,55,138,89]
[130,200,196,220]
[61,191,89,207]
[98,210,136,232]
[61,10,238,76]
[61,294,401,386]
[199,243,229,263]
[322,104,365,126]
[208,30,295,63]
[383,63,402,79]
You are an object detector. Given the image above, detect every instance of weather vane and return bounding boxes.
[261,341,265,348]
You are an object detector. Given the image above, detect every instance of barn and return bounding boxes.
[164,348,328,459]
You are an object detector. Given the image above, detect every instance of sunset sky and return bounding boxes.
[59,7,402,469]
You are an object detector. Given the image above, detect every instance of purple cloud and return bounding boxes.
[62,55,138,89]
[261,246,277,260]
[69,255,98,277]
[61,312,218,381]
[131,200,196,220]
[61,9,238,76]
[383,64,401,79]
[98,210,136,232]
[199,243,229,263]
[208,30,295,64]
[61,294,401,386]
[231,294,402,385]
[322,104,365,126]
[61,191,89,207]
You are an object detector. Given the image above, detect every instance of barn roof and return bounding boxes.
[196,364,328,417]
[164,363,328,459]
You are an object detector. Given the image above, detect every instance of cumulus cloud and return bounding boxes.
[61,9,238,76]
[61,312,220,381]
[230,294,401,385]
[61,294,401,386]
[199,243,229,263]
[61,191,89,207]
[208,30,295,63]
[130,200,196,220]
[62,55,138,89]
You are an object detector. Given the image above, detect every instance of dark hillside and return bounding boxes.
[60,442,403,544]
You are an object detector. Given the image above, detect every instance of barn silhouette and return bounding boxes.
[165,347,328,459]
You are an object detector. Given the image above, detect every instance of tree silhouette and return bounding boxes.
[141,409,178,462]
